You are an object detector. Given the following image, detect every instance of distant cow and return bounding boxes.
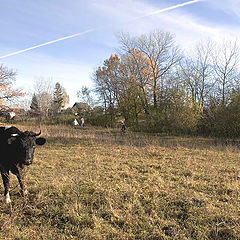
[0,126,46,203]
[5,112,15,121]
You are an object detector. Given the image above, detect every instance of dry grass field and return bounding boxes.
[0,124,240,239]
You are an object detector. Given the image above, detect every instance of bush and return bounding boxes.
[88,113,117,128]
[42,115,77,126]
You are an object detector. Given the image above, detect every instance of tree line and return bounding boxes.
[30,79,69,118]
[1,29,240,138]
[92,30,240,137]
[0,67,69,118]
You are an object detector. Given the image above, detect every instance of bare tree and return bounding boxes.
[179,40,214,109]
[77,86,94,107]
[212,40,240,105]
[33,77,54,117]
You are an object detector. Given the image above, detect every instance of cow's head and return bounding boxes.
[8,130,46,165]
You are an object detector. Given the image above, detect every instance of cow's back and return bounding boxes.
[0,126,21,137]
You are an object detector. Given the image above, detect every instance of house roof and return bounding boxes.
[72,102,91,109]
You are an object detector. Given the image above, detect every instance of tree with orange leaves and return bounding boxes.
[121,48,152,115]
[119,30,182,109]
[93,52,151,125]
[0,64,24,109]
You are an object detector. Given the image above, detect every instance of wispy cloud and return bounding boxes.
[0,0,205,59]
[130,0,205,21]
[94,0,239,46]
[208,0,240,19]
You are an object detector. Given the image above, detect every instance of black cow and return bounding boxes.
[0,126,46,203]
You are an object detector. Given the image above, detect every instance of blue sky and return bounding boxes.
[0,0,240,106]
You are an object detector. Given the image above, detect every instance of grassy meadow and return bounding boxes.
[0,124,240,239]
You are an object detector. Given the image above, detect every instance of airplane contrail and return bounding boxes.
[131,0,205,21]
[0,0,204,59]
[0,29,95,59]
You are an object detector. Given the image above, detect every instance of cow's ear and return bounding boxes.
[7,137,17,145]
[36,137,46,145]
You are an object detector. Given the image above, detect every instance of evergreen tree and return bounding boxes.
[52,82,64,114]
[30,93,39,111]
[30,93,40,115]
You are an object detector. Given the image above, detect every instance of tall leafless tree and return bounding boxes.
[33,77,54,117]
[179,40,214,109]
[212,40,240,105]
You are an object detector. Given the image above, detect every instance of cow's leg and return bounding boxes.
[17,173,28,197]
[11,167,28,197]
[1,170,11,203]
